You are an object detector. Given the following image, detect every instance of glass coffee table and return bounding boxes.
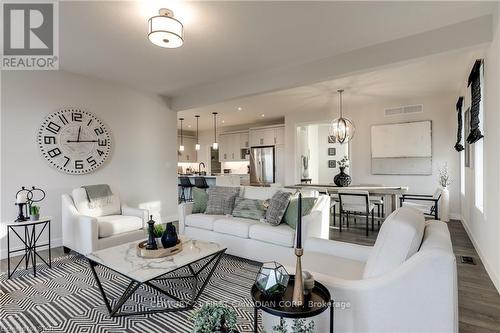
[86,236,226,317]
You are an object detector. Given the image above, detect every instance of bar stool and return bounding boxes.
[338,190,376,237]
[179,176,194,202]
[194,177,210,190]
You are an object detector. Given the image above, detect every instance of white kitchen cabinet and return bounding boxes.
[250,128,275,146]
[219,132,248,162]
[178,136,197,162]
[249,125,285,147]
[240,132,250,149]
[274,126,285,145]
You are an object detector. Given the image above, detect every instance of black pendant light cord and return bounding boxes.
[213,112,218,144]
[195,115,200,144]
[179,118,184,146]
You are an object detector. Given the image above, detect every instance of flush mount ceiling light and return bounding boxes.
[148,8,184,48]
[330,89,355,144]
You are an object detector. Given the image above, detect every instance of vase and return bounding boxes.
[440,187,450,222]
[334,167,351,187]
[30,214,40,221]
[302,168,309,179]
[161,222,178,248]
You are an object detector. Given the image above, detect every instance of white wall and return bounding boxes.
[0,71,178,260]
[285,93,460,216]
[460,3,500,293]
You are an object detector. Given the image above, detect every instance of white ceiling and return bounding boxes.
[60,1,495,108]
[178,48,485,131]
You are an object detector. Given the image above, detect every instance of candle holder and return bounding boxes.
[292,191,305,307]
[14,186,46,222]
[292,247,305,307]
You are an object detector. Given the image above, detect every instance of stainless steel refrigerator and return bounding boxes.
[250,146,275,186]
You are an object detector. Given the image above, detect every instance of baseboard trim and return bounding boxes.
[460,219,500,294]
[449,213,462,220]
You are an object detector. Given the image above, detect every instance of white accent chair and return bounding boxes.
[62,188,148,255]
[262,207,458,333]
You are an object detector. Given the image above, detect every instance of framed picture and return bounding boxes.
[328,135,336,144]
[328,160,336,168]
[328,148,336,156]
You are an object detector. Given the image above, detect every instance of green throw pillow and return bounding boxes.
[283,197,317,229]
[232,197,266,221]
[192,188,209,213]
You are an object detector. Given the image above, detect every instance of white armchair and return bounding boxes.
[263,207,458,333]
[62,187,148,255]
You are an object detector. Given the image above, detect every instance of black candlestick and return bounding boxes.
[296,192,302,249]
[145,215,158,250]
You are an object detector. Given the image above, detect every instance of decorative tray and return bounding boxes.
[136,240,183,258]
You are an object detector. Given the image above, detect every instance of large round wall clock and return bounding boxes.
[37,108,112,174]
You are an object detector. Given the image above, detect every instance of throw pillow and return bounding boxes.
[192,188,209,213]
[205,186,241,215]
[263,191,292,226]
[232,197,266,221]
[283,197,317,229]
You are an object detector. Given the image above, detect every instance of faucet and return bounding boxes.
[198,162,206,175]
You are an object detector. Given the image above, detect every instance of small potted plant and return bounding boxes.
[153,223,165,248]
[272,318,315,333]
[192,304,238,333]
[30,205,40,221]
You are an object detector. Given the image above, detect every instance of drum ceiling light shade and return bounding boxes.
[148,8,183,48]
[330,89,355,144]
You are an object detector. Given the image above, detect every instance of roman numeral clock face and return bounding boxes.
[37,109,112,174]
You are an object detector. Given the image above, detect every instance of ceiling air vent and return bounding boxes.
[384,104,423,116]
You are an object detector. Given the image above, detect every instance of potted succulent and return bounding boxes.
[153,223,165,248]
[30,205,40,221]
[192,304,238,333]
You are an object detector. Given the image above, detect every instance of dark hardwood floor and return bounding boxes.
[330,217,500,333]
[1,219,499,332]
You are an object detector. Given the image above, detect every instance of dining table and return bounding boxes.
[285,184,409,213]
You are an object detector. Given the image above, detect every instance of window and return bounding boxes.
[474,63,484,211]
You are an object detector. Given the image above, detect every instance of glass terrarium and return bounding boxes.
[255,262,290,299]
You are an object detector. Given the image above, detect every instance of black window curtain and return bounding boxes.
[466,59,484,144]
[454,96,464,152]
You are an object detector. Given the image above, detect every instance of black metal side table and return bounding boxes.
[251,275,333,332]
[7,217,52,279]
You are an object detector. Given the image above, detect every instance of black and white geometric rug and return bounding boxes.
[0,254,262,333]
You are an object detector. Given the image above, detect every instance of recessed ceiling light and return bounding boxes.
[222,120,225,123]
[261,114,265,117]
[237,107,242,111]
[188,125,191,128]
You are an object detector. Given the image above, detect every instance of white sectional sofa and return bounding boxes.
[178,186,331,264]
[264,207,458,333]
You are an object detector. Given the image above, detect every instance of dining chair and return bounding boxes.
[338,190,376,236]
[359,184,386,225]
[400,188,442,220]
[325,189,337,227]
